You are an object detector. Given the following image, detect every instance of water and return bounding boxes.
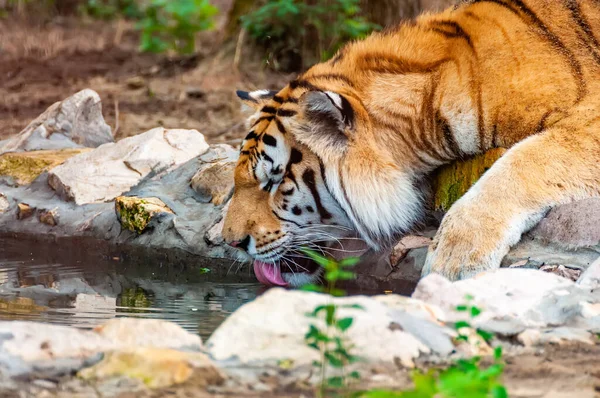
[0,236,263,340]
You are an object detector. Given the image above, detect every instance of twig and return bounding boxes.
[233,28,246,71]
[113,98,120,138]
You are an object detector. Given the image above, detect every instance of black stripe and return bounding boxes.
[262,134,277,147]
[431,20,474,50]
[244,131,258,141]
[261,106,277,115]
[565,0,600,65]
[275,118,287,134]
[289,79,319,91]
[436,112,462,157]
[277,109,297,117]
[272,95,284,103]
[273,211,303,227]
[282,187,294,196]
[302,169,332,220]
[261,151,274,163]
[252,116,274,127]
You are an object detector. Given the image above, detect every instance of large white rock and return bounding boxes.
[206,288,450,370]
[413,269,600,334]
[0,89,113,154]
[48,127,209,204]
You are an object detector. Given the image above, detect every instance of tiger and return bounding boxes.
[222,0,600,287]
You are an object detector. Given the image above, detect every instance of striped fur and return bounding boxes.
[223,0,600,284]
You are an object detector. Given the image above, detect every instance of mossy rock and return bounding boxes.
[115,196,173,234]
[0,148,90,185]
[432,148,506,211]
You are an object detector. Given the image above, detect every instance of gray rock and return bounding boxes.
[529,198,600,250]
[0,318,202,378]
[0,195,8,213]
[0,89,113,154]
[577,256,600,289]
[190,144,237,206]
[48,127,210,205]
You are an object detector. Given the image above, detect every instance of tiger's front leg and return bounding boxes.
[422,110,600,281]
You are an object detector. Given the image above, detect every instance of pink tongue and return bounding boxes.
[253,261,288,286]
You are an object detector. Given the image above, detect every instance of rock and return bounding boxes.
[94,318,202,350]
[115,196,174,234]
[0,318,203,378]
[205,202,229,245]
[190,161,236,205]
[529,198,600,250]
[78,348,223,389]
[517,327,595,347]
[432,148,506,211]
[0,89,113,154]
[38,208,59,226]
[0,149,90,186]
[125,76,146,89]
[412,269,600,335]
[48,127,209,205]
[207,288,450,372]
[185,87,205,99]
[17,203,34,220]
[577,257,600,289]
[0,194,8,213]
[539,264,582,281]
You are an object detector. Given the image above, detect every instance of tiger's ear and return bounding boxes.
[236,89,278,111]
[296,90,355,156]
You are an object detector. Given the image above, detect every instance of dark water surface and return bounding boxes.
[0,235,417,340]
[0,236,262,340]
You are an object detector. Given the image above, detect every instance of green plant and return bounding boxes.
[355,296,508,398]
[241,0,379,70]
[301,249,362,396]
[137,0,218,54]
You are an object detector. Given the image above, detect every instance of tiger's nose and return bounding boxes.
[227,235,251,252]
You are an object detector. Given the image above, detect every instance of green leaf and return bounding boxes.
[339,256,360,267]
[454,321,471,329]
[494,346,503,360]
[470,306,482,317]
[491,385,508,398]
[300,248,334,268]
[327,376,345,387]
[301,284,326,293]
[456,305,469,312]
[329,287,347,297]
[337,317,354,332]
[324,352,344,368]
[349,371,361,379]
[198,267,210,274]
[465,294,475,301]
[476,329,494,342]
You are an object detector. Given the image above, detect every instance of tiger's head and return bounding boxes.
[223,73,426,286]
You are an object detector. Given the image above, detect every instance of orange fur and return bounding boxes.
[224,0,600,283]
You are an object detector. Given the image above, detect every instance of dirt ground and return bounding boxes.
[0,9,294,147]
[118,342,600,398]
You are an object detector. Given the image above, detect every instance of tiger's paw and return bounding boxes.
[422,200,511,281]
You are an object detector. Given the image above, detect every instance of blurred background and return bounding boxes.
[0,0,456,146]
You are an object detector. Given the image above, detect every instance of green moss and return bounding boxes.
[432,148,506,211]
[0,149,88,185]
[115,196,172,234]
